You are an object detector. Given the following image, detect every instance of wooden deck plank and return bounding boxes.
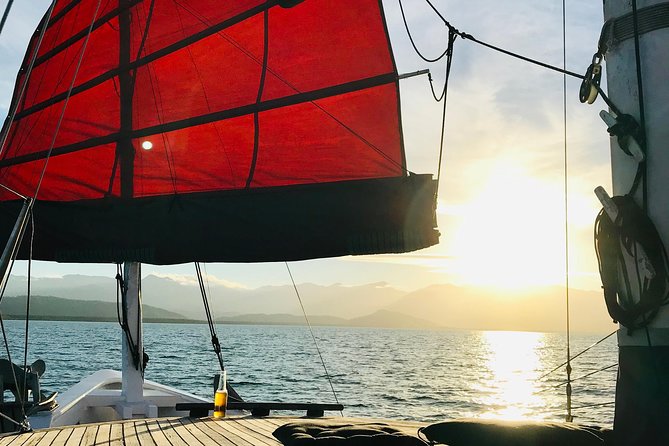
[144,419,176,446]
[0,429,33,446]
[121,422,141,446]
[14,431,46,446]
[222,419,279,446]
[236,417,282,438]
[34,430,61,446]
[135,421,157,446]
[186,419,244,446]
[198,419,254,446]
[162,419,205,446]
[109,423,123,446]
[202,419,272,446]
[154,420,188,446]
[178,418,229,446]
[2,415,427,446]
[49,428,74,446]
[78,426,99,446]
[217,418,274,439]
[63,426,86,446]
[95,424,111,446]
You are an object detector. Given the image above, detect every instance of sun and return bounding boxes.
[442,159,594,290]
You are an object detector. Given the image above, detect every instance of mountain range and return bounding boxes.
[3,274,616,332]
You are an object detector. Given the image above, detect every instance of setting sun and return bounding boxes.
[438,158,599,290]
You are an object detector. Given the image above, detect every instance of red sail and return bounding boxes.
[0,0,438,264]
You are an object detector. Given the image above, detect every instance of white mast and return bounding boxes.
[602,0,669,442]
[117,261,157,419]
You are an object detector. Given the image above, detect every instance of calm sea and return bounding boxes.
[2,321,617,426]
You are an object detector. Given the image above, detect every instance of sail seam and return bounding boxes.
[35,0,144,68]
[46,0,83,29]
[245,8,270,188]
[20,1,276,120]
[0,73,396,168]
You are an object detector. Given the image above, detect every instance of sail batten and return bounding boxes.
[0,0,439,263]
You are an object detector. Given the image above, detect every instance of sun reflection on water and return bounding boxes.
[474,331,548,420]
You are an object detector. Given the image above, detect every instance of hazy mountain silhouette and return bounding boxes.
[4,275,614,332]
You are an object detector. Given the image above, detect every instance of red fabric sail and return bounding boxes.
[0,0,439,264]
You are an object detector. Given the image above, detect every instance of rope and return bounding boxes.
[32,0,103,201]
[0,0,14,36]
[561,0,573,423]
[435,31,456,190]
[538,330,617,381]
[547,364,617,391]
[21,214,35,409]
[398,0,450,63]
[595,196,669,330]
[418,0,584,79]
[631,0,648,208]
[195,262,225,371]
[0,0,56,158]
[284,263,342,416]
[570,401,615,410]
[115,265,143,372]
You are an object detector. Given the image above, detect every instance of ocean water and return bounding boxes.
[2,321,617,426]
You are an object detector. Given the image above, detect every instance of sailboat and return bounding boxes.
[0,0,667,444]
[0,0,438,432]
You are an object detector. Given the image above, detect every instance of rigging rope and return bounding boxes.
[551,364,618,389]
[32,0,103,201]
[195,262,225,372]
[631,0,648,209]
[21,215,35,411]
[538,330,616,381]
[0,0,14,36]
[284,263,342,416]
[0,1,56,158]
[417,0,584,79]
[398,0,450,63]
[561,0,573,423]
[115,264,145,373]
[435,30,455,188]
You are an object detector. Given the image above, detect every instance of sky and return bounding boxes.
[0,0,612,293]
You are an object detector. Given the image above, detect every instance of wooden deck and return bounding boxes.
[0,417,425,446]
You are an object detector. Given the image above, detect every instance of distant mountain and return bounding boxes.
[6,275,407,321]
[0,295,187,322]
[4,275,615,332]
[217,310,439,329]
[385,284,615,333]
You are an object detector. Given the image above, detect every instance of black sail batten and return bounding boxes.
[0,74,398,169]
[14,2,277,122]
[1,175,439,264]
[34,0,144,69]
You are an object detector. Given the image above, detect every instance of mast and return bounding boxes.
[116,1,153,419]
[602,0,669,443]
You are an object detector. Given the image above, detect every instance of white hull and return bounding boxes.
[29,370,208,429]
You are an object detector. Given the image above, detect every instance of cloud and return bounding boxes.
[150,273,249,290]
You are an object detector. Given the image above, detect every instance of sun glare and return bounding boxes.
[443,160,595,290]
[476,331,546,420]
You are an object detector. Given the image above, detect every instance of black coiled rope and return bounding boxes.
[595,195,669,331]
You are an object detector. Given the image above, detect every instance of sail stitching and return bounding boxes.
[176,0,405,179]
[0,75,397,169]
[245,8,270,188]
[35,0,143,68]
[31,0,104,201]
[18,2,276,120]
[0,1,57,159]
